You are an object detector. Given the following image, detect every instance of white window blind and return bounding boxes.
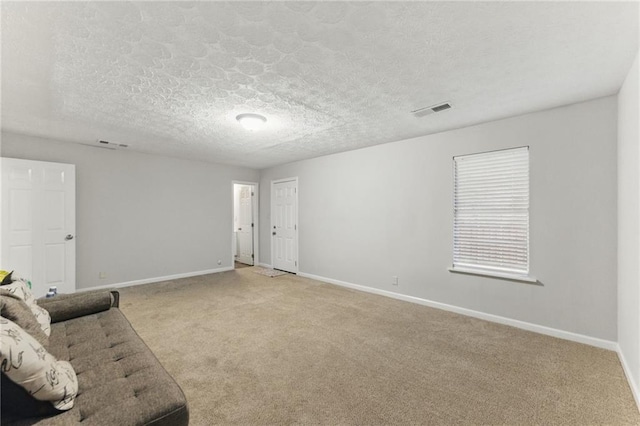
[452,146,530,279]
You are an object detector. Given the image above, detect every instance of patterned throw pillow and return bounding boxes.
[0,291,49,347]
[1,279,51,337]
[0,317,78,410]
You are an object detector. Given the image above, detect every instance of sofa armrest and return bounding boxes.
[37,290,118,323]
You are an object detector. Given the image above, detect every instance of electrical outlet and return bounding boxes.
[99,272,107,279]
[392,276,399,286]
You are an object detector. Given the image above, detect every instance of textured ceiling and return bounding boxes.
[1,1,638,169]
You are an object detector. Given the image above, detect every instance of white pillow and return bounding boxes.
[0,316,77,410]
[1,278,51,337]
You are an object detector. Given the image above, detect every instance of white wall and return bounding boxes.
[260,96,618,341]
[618,51,640,404]
[1,131,258,289]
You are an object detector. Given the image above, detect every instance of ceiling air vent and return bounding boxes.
[411,102,453,118]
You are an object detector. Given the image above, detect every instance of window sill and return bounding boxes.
[448,266,538,284]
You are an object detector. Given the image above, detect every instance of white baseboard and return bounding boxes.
[617,344,640,411]
[257,263,273,269]
[77,267,233,292]
[298,272,617,351]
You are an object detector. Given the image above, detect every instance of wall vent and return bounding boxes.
[411,102,453,118]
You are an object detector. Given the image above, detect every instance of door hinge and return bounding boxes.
[252,254,254,258]
[251,223,254,228]
[251,192,254,196]
[295,261,297,266]
[294,224,297,231]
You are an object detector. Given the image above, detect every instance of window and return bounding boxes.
[450,146,534,282]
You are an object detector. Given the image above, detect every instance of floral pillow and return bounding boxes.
[0,291,49,347]
[1,278,51,337]
[0,317,78,410]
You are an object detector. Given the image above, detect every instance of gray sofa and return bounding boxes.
[1,290,189,425]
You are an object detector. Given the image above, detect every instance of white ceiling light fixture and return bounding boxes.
[236,113,267,132]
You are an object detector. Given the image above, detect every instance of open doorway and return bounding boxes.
[232,182,258,268]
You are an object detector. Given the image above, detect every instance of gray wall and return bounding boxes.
[260,96,618,341]
[1,131,258,289]
[618,51,639,396]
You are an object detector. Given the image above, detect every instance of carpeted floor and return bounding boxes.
[118,268,639,425]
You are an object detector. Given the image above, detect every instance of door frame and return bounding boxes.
[271,177,299,273]
[231,181,259,269]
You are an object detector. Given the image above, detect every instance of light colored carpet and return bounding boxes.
[119,269,639,425]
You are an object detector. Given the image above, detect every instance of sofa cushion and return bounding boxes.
[0,317,78,410]
[10,308,188,425]
[0,290,49,347]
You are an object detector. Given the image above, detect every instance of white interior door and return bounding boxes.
[1,158,76,297]
[272,178,297,273]
[236,184,254,265]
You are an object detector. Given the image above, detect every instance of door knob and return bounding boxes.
[238,228,242,231]
[65,234,74,241]
[272,232,276,235]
